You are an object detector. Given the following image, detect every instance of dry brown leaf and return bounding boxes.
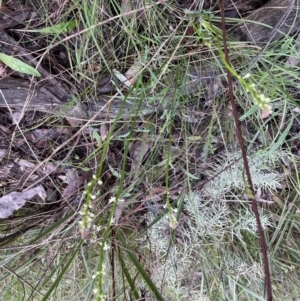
[255,187,273,204]
[0,185,46,218]
[80,229,90,239]
[100,123,109,142]
[125,60,143,85]
[12,111,23,125]
[66,117,83,127]
[0,148,8,159]
[16,158,57,174]
[0,63,7,78]
[121,0,134,19]
[114,200,126,225]
[286,33,300,67]
[129,139,151,172]
[0,124,10,133]
[25,128,69,148]
[260,107,272,119]
[61,169,85,198]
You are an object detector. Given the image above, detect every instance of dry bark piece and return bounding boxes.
[0,62,216,120]
[231,0,300,43]
[0,5,31,30]
[0,77,90,119]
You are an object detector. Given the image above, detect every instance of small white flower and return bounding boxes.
[92,271,99,279]
[109,196,116,203]
[103,242,110,251]
[169,219,178,229]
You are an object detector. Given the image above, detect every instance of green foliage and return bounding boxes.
[0,53,41,77]
[16,20,78,34]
